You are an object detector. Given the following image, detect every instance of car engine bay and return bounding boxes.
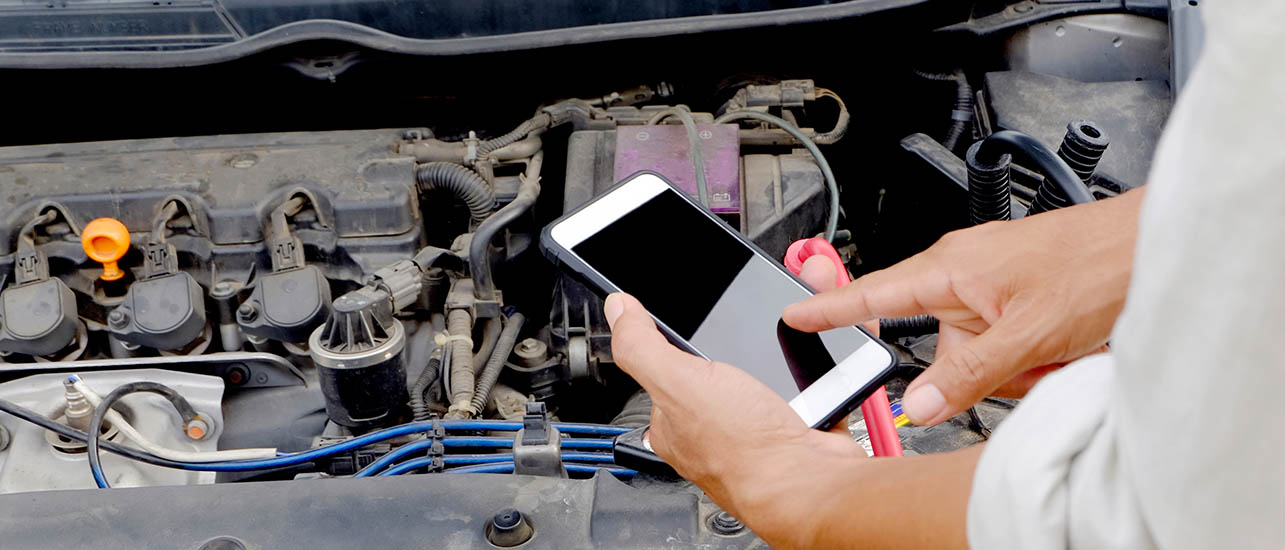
[0,1,1190,547]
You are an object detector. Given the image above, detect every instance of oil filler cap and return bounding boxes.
[81,218,130,282]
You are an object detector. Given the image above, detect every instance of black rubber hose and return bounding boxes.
[469,312,525,416]
[472,317,503,372]
[470,153,542,300]
[410,354,443,422]
[879,315,940,339]
[976,131,1095,207]
[88,382,201,488]
[415,162,495,222]
[966,141,1013,224]
[1030,121,1110,215]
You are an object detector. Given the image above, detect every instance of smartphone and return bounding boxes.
[540,172,897,430]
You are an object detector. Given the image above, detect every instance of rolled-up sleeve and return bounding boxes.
[968,1,1285,547]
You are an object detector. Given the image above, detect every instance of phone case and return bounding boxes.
[539,170,898,431]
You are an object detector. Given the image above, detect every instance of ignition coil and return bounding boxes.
[236,195,331,344]
[106,202,207,351]
[0,210,81,357]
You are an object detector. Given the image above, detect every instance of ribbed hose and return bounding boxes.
[468,313,525,416]
[472,317,503,373]
[965,140,1013,224]
[1030,120,1110,215]
[410,354,442,421]
[446,309,475,418]
[415,162,495,221]
[879,315,940,339]
[477,113,553,158]
[975,130,1095,208]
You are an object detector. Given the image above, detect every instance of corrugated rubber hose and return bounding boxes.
[415,162,495,222]
[469,312,525,416]
[445,309,475,418]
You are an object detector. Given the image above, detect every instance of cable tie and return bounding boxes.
[434,332,474,349]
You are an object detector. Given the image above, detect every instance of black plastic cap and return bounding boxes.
[493,508,522,531]
[315,286,394,354]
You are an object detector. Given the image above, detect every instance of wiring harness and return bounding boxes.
[0,377,637,489]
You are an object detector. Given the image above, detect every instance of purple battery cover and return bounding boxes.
[614,124,741,213]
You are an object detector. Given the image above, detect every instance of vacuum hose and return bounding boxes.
[469,313,525,416]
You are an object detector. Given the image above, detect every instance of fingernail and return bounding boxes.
[903,384,946,425]
[603,293,624,328]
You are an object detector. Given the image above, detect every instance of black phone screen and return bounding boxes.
[571,187,888,422]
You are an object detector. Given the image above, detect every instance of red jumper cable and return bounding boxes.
[784,237,904,457]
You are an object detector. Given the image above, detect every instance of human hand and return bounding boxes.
[784,190,1143,426]
[603,257,863,544]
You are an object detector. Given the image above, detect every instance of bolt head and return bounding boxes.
[710,510,745,535]
[236,303,257,322]
[107,309,128,328]
[185,417,210,440]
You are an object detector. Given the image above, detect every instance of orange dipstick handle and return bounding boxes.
[81,218,130,281]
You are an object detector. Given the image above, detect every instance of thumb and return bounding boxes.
[604,292,708,392]
[901,321,1029,426]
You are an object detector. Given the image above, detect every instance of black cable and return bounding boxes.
[88,382,200,488]
[0,396,188,469]
[975,131,1095,206]
[410,354,443,421]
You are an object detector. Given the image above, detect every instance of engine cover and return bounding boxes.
[0,128,427,295]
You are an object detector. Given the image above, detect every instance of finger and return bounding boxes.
[992,364,1061,397]
[901,320,1030,426]
[604,293,709,391]
[783,254,939,333]
[798,255,839,292]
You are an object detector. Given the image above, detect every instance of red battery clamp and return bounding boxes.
[784,237,904,457]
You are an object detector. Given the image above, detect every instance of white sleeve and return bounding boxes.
[968,1,1285,548]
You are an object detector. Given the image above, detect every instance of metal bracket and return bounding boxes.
[0,351,307,388]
